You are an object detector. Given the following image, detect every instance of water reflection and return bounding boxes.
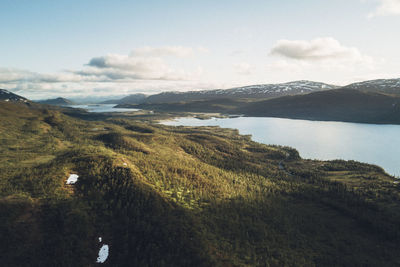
[68,104,138,113]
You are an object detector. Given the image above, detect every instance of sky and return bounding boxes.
[0,0,399,99]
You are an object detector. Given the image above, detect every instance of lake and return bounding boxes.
[162,117,400,177]
[68,104,139,113]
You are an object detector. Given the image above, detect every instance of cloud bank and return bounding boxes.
[80,54,191,81]
[233,62,252,75]
[368,0,400,18]
[0,46,209,99]
[0,40,390,100]
[130,46,207,57]
[80,46,207,81]
[270,37,373,65]
[265,37,381,85]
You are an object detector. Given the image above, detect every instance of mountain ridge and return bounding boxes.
[4,78,400,106]
[0,89,28,103]
[108,78,400,105]
[36,97,74,105]
[342,78,400,96]
[144,80,338,103]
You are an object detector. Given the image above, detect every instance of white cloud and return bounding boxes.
[368,0,400,18]
[230,50,246,56]
[82,54,190,81]
[0,46,209,99]
[80,46,207,81]
[265,38,384,85]
[0,68,85,83]
[130,46,194,57]
[196,46,210,54]
[233,62,253,75]
[269,37,375,69]
[2,79,228,100]
[130,46,208,58]
[266,60,307,73]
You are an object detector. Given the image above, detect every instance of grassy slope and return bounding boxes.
[1,102,400,266]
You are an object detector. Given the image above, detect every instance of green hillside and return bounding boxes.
[1,101,400,266]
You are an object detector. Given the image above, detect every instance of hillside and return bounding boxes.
[1,101,400,266]
[239,88,400,124]
[37,97,74,106]
[0,89,28,102]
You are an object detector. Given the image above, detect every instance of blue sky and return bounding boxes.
[0,0,399,99]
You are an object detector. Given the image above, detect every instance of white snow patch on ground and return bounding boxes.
[97,244,109,263]
[66,174,79,184]
[99,237,102,242]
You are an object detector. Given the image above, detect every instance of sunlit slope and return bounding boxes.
[1,102,400,266]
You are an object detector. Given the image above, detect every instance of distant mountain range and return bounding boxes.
[128,88,400,124]
[7,78,400,106]
[3,78,400,124]
[118,78,400,124]
[36,97,74,105]
[144,81,338,103]
[109,78,400,105]
[0,89,28,103]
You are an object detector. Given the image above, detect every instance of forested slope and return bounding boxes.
[1,102,400,266]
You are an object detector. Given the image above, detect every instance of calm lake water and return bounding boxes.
[163,117,400,177]
[69,104,138,113]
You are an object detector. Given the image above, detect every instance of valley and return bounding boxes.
[3,1,400,266]
[114,79,400,125]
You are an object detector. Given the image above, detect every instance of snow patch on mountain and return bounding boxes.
[346,79,400,89]
[198,81,336,95]
[144,81,339,103]
[0,89,28,102]
[343,79,400,95]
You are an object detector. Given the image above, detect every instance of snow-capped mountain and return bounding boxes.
[0,89,28,102]
[343,79,400,95]
[145,81,338,103]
